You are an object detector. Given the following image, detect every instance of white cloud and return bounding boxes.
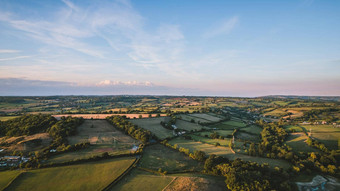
[0,49,20,53]
[0,55,32,61]
[96,80,154,87]
[204,16,239,38]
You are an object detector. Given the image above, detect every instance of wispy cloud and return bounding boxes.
[0,55,32,61]
[204,16,239,38]
[0,49,20,53]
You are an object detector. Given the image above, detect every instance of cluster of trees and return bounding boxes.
[106,115,153,143]
[47,116,84,148]
[204,155,293,191]
[300,108,339,122]
[208,132,224,139]
[0,114,57,137]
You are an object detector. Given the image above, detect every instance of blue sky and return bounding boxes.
[0,0,339,96]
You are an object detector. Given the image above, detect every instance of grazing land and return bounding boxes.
[6,157,136,191]
[188,113,222,122]
[285,133,319,153]
[175,119,205,131]
[111,169,174,191]
[0,170,22,190]
[129,117,173,139]
[139,144,201,173]
[48,120,138,163]
[300,125,340,150]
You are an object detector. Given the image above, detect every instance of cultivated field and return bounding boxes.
[6,157,136,191]
[53,114,166,120]
[48,120,138,163]
[129,117,173,139]
[139,144,201,173]
[284,125,304,133]
[300,125,340,150]
[175,119,204,131]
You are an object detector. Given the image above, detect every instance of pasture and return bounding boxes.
[197,130,234,137]
[0,116,20,121]
[300,125,340,150]
[129,117,173,139]
[49,120,138,163]
[285,133,319,153]
[169,137,291,169]
[139,144,201,173]
[175,119,204,131]
[0,170,22,190]
[241,125,263,135]
[177,114,211,123]
[188,113,222,122]
[111,169,174,191]
[164,176,226,191]
[284,125,304,133]
[6,157,136,191]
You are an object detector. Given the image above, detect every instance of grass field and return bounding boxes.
[197,130,234,137]
[211,120,245,130]
[169,137,291,169]
[285,133,319,153]
[175,119,204,131]
[48,120,138,163]
[188,113,222,122]
[139,144,201,173]
[129,117,173,139]
[284,125,304,133]
[111,169,174,191]
[178,114,211,123]
[241,125,263,135]
[189,134,231,147]
[300,125,340,150]
[0,170,22,190]
[164,176,226,191]
[6,157,136,191]
[0,116,20,121]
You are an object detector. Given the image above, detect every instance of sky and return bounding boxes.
[0,0,339,96]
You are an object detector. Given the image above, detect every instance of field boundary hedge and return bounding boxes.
[2,171,26,191]
[102,156,141,191]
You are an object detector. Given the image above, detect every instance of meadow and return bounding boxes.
[285,133,319,153]
[5,157,136,191]
[175,119,204,131]
[0,170,22,190]
[129,117,173,139]
[48,120,138,163]
[300,125,340,150]
[139,144,201,173]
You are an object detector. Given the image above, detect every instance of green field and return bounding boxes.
[211,120,246,130]
[0,116,20,121]
[189,134,231,147]
[139,144,201,172]
[188,113,222,122]
[197,130,233,137]
[285,133,319,153]
[175,119,204,131]
[300,125,340,150]
[48,144,133,163]
[129,117,173,139]
[6,157,136,191]
[169,137,291,169]
[178,114,211,123]
[284,125,304,133]
[111,169,173,191]
[240,125,263,135]
[0,170,22,190]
